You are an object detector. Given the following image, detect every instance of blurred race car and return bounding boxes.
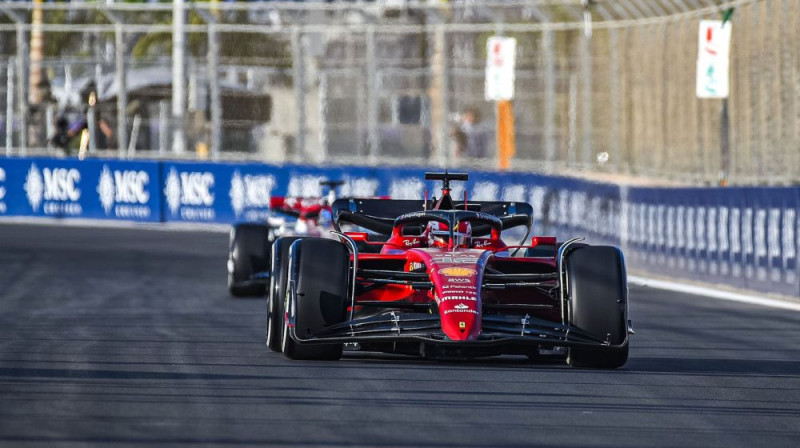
[267,172,633,368]
[227,180,343,297]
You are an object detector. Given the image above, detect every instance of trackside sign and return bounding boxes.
[696,20,732,99]
[485,36,516,101]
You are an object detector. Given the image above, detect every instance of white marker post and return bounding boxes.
[696,20,732,99]
[485,36,517,170]
[697,16,734,185]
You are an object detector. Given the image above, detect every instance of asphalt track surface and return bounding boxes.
[1,223,800,448]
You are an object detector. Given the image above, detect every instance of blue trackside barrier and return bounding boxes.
[1,156,798,296]
[0,157,161,222]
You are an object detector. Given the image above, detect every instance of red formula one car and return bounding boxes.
[227,180,343,297]
[266,172,632,368]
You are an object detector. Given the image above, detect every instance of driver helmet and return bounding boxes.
[454,221,472,248]
[424,221,472,248]
[425,221,449,248]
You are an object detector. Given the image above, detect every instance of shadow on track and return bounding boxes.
[626,357,800,377]
[0,367,281,381]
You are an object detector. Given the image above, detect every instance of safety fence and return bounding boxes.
[1,155,798,297]
[1,0,797,185]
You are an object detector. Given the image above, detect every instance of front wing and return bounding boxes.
[285,309,629,351]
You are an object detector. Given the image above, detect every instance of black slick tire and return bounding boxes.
[228,223,272,297]
[282,238,349,361]
[565,245,629,369]
[266,236,302,352]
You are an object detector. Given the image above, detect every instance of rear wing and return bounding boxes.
[331,198,533,235]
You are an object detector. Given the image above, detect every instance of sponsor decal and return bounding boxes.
[431,255,479,263]
[0,167,5,213]
[164,168,215,220]
[408,261,425,271]
[403,238,420,247]
[442,283,476,290]
[25,163,82,216]
[444,308,479,315]
[164,168,182,214]
[389,177,424,200]
[439,267,476,277]
[473,239,493,248]
[97,165,151,218]
[287,174,325,197]
[400,211,430,220]
[768,208,780,258]
[783,209,796,260]
[502,184,526,202]
[230,170,275,219]
[340,177,379,197]
[459,321,466,329]
[43,167,81,202]
[472,181,499,201]
[755,209,767,257]
[446,277,472,284]
[439,295,477,302]
[730,208,741,255]
[454,303,469,310]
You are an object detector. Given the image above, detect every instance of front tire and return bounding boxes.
[228,223,272,297]
[266,237,302,352]
[565,245,629,369]
[282,238,349,360]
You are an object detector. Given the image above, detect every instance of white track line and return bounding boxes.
[628,275,800,312]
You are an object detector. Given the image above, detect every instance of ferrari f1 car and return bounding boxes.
[227,180,343,297]
[266,172,632,368]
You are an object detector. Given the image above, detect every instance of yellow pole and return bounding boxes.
[496,99,515,170]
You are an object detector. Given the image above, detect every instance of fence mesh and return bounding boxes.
[0,0,796,185]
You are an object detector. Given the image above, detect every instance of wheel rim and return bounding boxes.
[266,282,276,346]
[266,299,274,346]
[266,245,280,347]
[281,287,290,353]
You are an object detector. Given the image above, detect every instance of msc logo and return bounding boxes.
[24,164,81,211]
[341,177,379,197]
[287,174,326,197]
[97,165,150,214]
[230,170,275,217]
[389,177,424,200]
[164,168,215,214]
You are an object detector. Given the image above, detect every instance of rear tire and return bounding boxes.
[266,237,302,352]
[228,223,272,297]
[282,238,349,360]
[565,245,629,369]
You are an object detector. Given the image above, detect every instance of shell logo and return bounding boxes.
[439,267,476,277]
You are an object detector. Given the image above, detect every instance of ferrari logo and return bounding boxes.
[439,267,477,277]
[459,321,466,329]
